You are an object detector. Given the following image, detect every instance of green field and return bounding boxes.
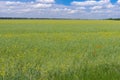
[0,20,120,80]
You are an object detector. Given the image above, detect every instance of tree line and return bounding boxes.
[0,17,120,20]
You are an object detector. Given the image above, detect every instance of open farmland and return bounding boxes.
[0,20,120,80]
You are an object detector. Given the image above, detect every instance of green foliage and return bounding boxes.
[0,20,120,80]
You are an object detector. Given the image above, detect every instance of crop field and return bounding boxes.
[0,20,120,80]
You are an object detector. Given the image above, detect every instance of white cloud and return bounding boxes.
[76,7,86,10]
[71,0,111,6]
[36,0,55,3]
[71,1,98,6]
[106,4,114,8]
[68,10,77,14]
[90,6,103,10]
[118,0,120,3]
[0,0,120,19]
[6,1,22,5]
[32,3,52,8]
[118,0,120,4]
[70,0,119,19]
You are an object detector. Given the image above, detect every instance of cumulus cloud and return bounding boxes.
[71,0,111,6]
[71,0,97,6]
[90,6,103,10]
[118,0,120,4]
[36,0,55,3]
[0,0,120,19]
[32,3,52,8]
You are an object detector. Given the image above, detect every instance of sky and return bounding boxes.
[0,0,120,19]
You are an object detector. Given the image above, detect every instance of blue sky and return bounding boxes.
[2,0,118,4]
[56,0,118,5]
[0,0,120,19]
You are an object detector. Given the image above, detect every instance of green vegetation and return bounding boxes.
[0,20,120,80]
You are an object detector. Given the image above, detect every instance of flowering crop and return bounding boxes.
[0,20,120,80]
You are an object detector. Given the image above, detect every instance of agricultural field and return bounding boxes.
[0,20,120,80]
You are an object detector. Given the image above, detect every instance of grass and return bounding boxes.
[0,20,120,80]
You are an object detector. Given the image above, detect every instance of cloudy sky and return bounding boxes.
[0,0,120,19]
